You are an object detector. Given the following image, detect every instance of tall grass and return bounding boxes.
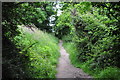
[63,42,120,80]
[13,25,60,78]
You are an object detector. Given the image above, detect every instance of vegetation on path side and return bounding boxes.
[2,2,120,79]
[55,2,120,79]
[63,42,120,79]
[2,2,59,78]
[3,25,60,78]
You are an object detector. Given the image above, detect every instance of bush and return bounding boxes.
[57,3,120,78]
[97,67,120,79]
[63,42,120,79]
[3,25,60,78]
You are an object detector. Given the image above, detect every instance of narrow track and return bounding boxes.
[56,40,92,78]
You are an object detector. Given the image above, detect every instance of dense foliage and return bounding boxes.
[56,2,120,79]
[2,2,59,78]
[2,1,120,79]
[3,25,60,78]
[2,2,55,37]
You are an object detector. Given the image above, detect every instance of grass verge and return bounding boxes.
[13,25,60,78]
[63,42,120,80]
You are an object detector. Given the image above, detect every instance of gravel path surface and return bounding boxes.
[56,40,92,78]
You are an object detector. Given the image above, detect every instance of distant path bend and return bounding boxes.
[56,40,92,78]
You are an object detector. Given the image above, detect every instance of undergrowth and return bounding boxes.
[12,25,60,78]
[63,42,120,80]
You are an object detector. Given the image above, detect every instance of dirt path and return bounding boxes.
[56,40,92,78]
